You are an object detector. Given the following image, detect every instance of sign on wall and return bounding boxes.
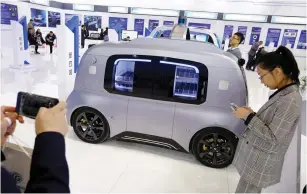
[281,29,298,48]
[265,28,281,47]
[48,11,60,27]
[188,22,211,29]
[297,30,306,50]
[65,14,82,26]
[222,25,234,41]
[163,21,174,26]
[31,8,47,27]
[84,15,101,31]
[148,20,159,32]
[109,17,128,40]
[249,27,262,45]
[134,19,144,36]
[1,3,18,25]
[238,26,247,44]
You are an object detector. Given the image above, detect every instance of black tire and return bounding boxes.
[72,107,110,144]
[191,127,238,168]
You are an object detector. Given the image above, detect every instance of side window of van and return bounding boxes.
[105,55,208,104]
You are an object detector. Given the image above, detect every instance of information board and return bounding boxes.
[1,3,18,25]
[148,20,159,32]
[134,19,144,36]
[281,29,298,48]
[249,27,262,45]
[163,21,174,26]
[188,22,211,29]
[84,15,101,31]
[265,28,281,47]
[222,25,234,41]
[48,11,60,27]
[65,14,82,26]
[238,26,248,44]
[31,8,47,27]
[109,17,128,40]
[297,30,306,50]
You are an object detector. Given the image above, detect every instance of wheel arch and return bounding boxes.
[70,106,105,126]
[188,126,238,153]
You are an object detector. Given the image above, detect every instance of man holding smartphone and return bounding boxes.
[1,102,70,193]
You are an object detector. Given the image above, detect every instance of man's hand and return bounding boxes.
[35,102,68,136]
[1,106,24,146]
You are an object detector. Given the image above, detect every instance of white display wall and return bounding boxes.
[1,1,306,73]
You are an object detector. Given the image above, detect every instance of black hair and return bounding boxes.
[256,46,300,85]
[234,32,245,44]
[30,19,33,21]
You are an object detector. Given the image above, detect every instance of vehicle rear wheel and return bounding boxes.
[72,107,110,144]
[192,128,238,168]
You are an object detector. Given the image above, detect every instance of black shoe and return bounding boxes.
[35,52,40,54]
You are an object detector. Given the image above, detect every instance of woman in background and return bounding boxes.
[35,29,45,46]
[28,28,39,54]
[232,46,302,193]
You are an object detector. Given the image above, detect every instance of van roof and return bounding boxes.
[85,38,239,68]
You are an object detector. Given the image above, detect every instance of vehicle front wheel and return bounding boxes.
[192,128,238,168]
[72,107,110,144]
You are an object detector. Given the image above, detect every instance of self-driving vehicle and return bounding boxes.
[67,29,248,168]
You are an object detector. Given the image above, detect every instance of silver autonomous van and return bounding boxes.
[67,38,248,168]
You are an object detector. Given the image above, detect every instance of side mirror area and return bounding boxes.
[238,58,245,67]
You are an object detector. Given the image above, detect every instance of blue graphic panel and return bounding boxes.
[297,30,306,50]
[84,15,101,31]
[1,3,18,25]
[65,14,82,26]
[163,21,174,26]
[238,26,247,44]
[249,27,262,45]
[148,20,159,32]
[173,66,199,100]
[66,16,79,73]
[188,22,211,29]
[281,29,298,48]
[222,25,234,41]
[48,11,60,27]
[31,8,47,27]
[134,19,144,36]
[109,17,128,40]
[265,28,281,47]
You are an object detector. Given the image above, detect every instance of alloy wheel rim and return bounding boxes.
[197,133,234,166]
[76,112,105,141]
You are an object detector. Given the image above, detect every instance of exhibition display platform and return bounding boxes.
[1,52,302,193]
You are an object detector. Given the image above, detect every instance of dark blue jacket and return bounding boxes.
[1,132,70,193]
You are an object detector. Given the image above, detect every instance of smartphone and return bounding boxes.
[230,102,239,111]
[16,92,59,119]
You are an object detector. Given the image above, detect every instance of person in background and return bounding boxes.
[250,46,267,72]
[232,46,302,193]
[99,28,104,40]
[45,31,56,54]
[81,25,89,49]
[103,27,109,42]
[35,29,45,46]
[1,102,70,193]
[227,32,245,59]
[28,28,39,54]
[246,41,263,70]
[27,19,34,30]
